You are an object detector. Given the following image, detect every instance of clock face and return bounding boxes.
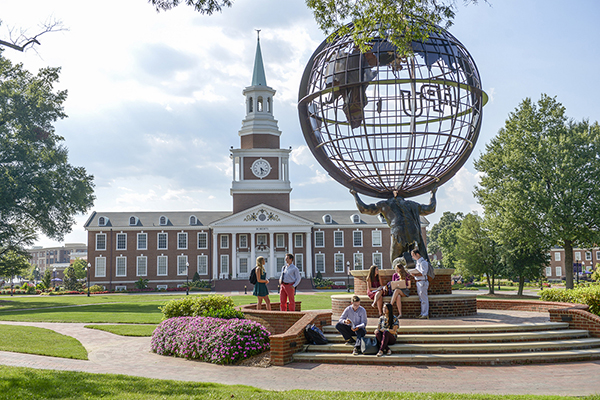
[251,158,272,179]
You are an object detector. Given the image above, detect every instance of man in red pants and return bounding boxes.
[279,253,301,311]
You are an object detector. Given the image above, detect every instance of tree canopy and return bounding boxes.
[0,51,95,255]
[474,94,600,289]
[427,211,463,269]
[0,250,31,281]
[148,0,478,54]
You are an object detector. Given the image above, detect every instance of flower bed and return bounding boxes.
[151,316,270,365]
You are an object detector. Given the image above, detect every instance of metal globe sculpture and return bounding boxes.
[298,24,487,198]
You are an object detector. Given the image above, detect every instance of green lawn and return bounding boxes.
[0,325,87,359]
[0,366,592,400]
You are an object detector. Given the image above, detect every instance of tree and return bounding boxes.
[474,95,600,289]
[148,0,479,54]
[427,211,463,268]
[63,266,80,291]
[454,213,504,294]
[41,269,51,289]
[0,19,65,52]
[0,250,31,285]
[0,51,95,255]
[71,259,88,280]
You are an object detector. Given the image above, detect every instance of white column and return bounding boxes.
[269,231,275,278]
[250,232,256,273]
[231,233,237,279]
[212,231,219,280]
[288,231,293,257]
[306,230,312,278]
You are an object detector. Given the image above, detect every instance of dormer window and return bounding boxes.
[322,214,332,224]
[129,216,138,226]
[159,216,168,226]
[189,215,197,225]
[351,214,361,224]
[98,216,108,226]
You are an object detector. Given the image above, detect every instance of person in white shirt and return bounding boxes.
[410,248,430,319]
[279,253,301,311]
[335,295,368,355]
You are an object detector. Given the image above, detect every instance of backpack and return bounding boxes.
[360,337,379,355]
[426,261,435,282]
[249,268,258,285]
[304,324,328,345]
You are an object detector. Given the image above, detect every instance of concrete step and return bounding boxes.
[306,338,600,354]
[292,348,600,365]
[322,322,570,335]
[323,329,589,344]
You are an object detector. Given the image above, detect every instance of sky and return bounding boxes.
[2,0,600,248]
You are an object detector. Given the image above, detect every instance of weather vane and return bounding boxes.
[256,29,261,40]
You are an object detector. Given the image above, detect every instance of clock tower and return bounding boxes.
[230,33,292,213]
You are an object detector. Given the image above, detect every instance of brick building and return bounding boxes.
[545,247,600,280]
[83,37,429,291]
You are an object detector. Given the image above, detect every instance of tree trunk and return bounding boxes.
[518,274,525,296]
[564,240,574,290]
[487,273,494,294]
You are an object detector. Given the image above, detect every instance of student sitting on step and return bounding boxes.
[335,295,368,355]
[389,257,411,318]
[374,302,399,357]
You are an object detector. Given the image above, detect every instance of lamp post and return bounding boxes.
[86,263,91,297]
[346,261,351,292]
[53,267,57,289]
[185,262,189,295]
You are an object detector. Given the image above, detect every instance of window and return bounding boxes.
[315,253,325,273]
[556,266,562,277]
[353,231,363,247]
[159,216,168,226]
[177,232,188,250]
[137,233,147,250]
[156,285,168,290]
[177,255,188,275]
[98,216,106,226]
[315,231,324,247]
[351,214,361,224]
[95,257,106,277]
[96,233,106,251]
[256,234,267,245]
[239,234,248,248]
[295,253,304,272]
[597,251,600,261]
[334,231,343,247]
[198,232,208,249]
[239,258,249,275]
[554,252,561,262]
[575,251,581,261]
[189,215,197,225]
[116,256,127,277]
[115,286,127,292]
[137,256,147,276]
[220,235,229,249]
[157,256,168,276]
[116,233,127,250]
[158,233,168,250]
[372,230,382,247]
[323,214,332,224]
[372,253,382,268]
[294,234,303,248]
[334,253,345,273]
[352,253,363,270]
[220,255,229,274]
[197,255,208,275]
[129,216,137,226]
[276,257,285,273]
[545,266,552,277]
[586,251,592,261]
[276,234,285,248]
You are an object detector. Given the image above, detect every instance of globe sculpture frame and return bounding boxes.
[298,24,488,199]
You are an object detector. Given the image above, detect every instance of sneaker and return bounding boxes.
[418,315,429,319]
[345,339,355,346]
[386,349,392,355]
[352,348,359,356]
[376,350,383,357]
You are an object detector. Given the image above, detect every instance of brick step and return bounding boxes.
[322,322,569,335]
[292,348,600,365]
[305,338,600,354]
[324,329,588,344]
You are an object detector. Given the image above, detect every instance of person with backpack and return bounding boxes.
[410,248,430,319]
[252,256,271,310]
[335,295,368,355]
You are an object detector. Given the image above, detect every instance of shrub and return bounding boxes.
[151,316,270,365]
[159,295,244,320]
[89,285,104,293]
[540,286,600,316]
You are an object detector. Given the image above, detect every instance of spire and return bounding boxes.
[251,30,267,86]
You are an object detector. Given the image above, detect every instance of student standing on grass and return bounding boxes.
[335,295,368,355]
[253,256,271,310]
[279,253,301,311]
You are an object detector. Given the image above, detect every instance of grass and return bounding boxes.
[0,325,87,360]
[0,366,595,400]
[84,324,157,337]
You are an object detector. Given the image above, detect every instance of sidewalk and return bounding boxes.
[1,310,600,396]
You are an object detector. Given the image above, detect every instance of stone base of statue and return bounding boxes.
[331,269,477,319]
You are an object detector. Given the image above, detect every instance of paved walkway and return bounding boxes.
[1,310,600,396]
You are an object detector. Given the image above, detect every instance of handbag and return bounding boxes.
[360,337,379,355]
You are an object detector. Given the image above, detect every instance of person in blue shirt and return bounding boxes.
[335,295,368,355]
[279,253,301,311]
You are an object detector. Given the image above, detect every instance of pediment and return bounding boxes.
[212,204,313,227]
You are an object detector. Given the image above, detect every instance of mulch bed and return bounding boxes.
[236,351,271,368]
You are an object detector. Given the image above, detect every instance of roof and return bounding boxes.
[251,37,267,86]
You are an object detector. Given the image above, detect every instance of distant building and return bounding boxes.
[545,247,599,280]
[83,37,429,291]
[28,243,88,277]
